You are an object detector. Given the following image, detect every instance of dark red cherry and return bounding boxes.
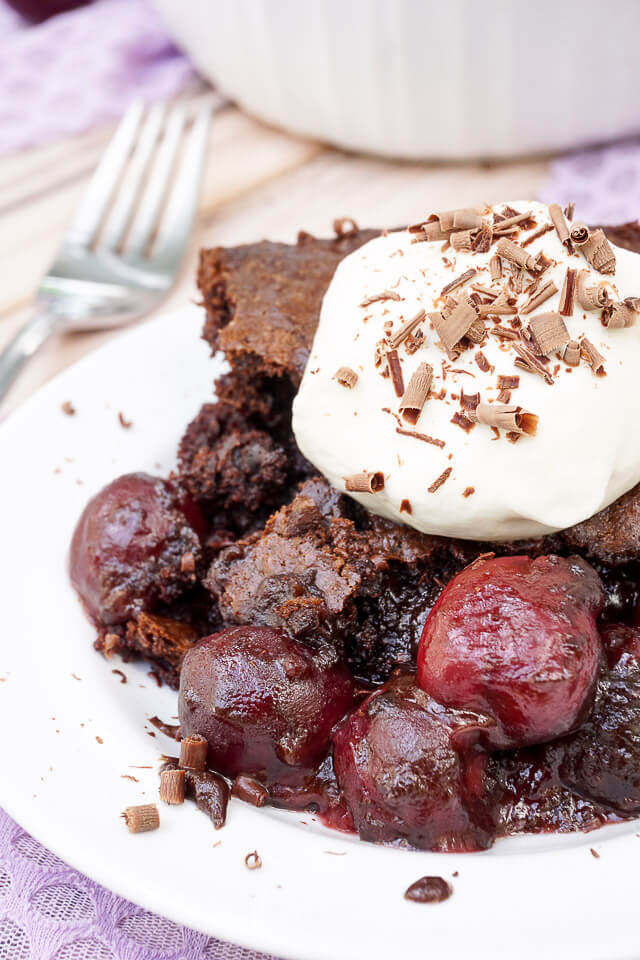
[179,626,354,786]
[558,624,640,814]
[70,472,201,626]
[332,673,499,852]
[417,555,604,749]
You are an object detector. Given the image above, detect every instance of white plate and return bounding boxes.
[1,304,639,960]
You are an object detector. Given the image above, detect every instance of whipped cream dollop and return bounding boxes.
[292,201,640,540]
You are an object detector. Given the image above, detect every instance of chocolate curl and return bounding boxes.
[333,217,359,238]
[490,255,502,280]
[453,210,483,230]
[428,467,453,494]
[160,769,185,805]
[387,349,405,396]
[450,230,473,251]
[180,735,208,772]
[496,237,537,272]
[477,291,517,316]
[580,337,606,376]
[399,362,433,424]
[601,300,638,329]
[548,203,573,252]
[513,343,555,385]
[431,207,481,232]
[528,312,569,355]
[570,223,590,246]
[472,225,493,253]
[576,270,609,310]
[581,229,616,275]
[466,317,486,344]
[563,340,580,366]
[344,471,385,493]
[520,279,558,315]
[441,268,476,296]
[388,308,426,349]
[360,290,402,306]
[492,211,533,233]
[232,775,269,807]
[432,295,479,357]
[410,220,450,243]
[558,268,576,317]
[333,366,358,388]
[122,804,160,834]
[470,402,538,436]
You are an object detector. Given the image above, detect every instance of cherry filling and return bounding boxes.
[178,626,354,786]
[332,673,499,851]
[70,472,203,626]
[417,555,604,749]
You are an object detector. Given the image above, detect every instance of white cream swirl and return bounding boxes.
[292,201,640,540]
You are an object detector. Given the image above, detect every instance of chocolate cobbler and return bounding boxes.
[70,205,640,852]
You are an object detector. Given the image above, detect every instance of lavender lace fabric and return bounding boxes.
[540,139,640,224]
[0,0,197,154]
[0,807,276,960]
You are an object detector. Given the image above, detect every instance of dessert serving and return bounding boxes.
[70,201,640,853]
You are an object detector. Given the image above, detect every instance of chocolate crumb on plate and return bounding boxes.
[122,804,160,834]
[404,876,452,904]
[245,850,263,871]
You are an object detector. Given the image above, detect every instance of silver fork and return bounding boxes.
[0,98,213,407]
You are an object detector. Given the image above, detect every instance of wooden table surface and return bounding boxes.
[0,95,550,416]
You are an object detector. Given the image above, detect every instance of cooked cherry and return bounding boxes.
[558,624,640,813]
[179,626,354,786]
[70,472,202,626]
[417,555,604,749]
[332,673,499,852]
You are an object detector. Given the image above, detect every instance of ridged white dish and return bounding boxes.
[152,0,640,159]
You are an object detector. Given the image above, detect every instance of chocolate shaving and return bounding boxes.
[496,237,537,272]
[565,201,576,219]
[576,270,609,310]
[360,289,402,307]
[179,735,208,772]
[389,308,426,348]
[470,402,538,436]
[432,296,479,358]
[450,230,473,252]
[497,375,519,390]
[387,349,405,396]
[451,411,475,433]
[453,210,483,230]
[333,217,359,238]
[334,366,358,388]
[497,389,511,403]
[441,268,476,296]
[477,292,517,316]
[601,300,637,329]
[396,426,445,448]
[472,225,493,252]
[400,498,412,514]
[580,229,616,275]
[245,851,262,871]
[405,328,425,354]
[558,268,576,317]
[580,337,606,376]
[344,471,385,492]
[160,769,185,805]
[490,255,502,280]
[463,487,475,498]
[490,325,519,340]
[409,220,449,242]
[521,223,554,247]
[428,467,453,493]
[563,340,580,366]
[471,284,498,299]
[513,343,555,384]
[520,279,558,315]
[399,362,433,424]
[460,390,480,410]
[61,401,76,416]
[474,351,492,373]
[122,804,159,834]
[465,317,486,344]
[548,203,573,252]
[492,211,533,233]
[232,774,268,807]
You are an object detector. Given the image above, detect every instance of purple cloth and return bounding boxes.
[0,806,275,959]
[0,0,197,153]
[540,139,640,225]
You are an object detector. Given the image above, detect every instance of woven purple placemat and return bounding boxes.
[0,0,198,154]
[0,806,276,959]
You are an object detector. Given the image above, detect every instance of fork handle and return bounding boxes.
[0,310,59,407]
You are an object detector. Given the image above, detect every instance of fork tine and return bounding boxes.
[149,100,213,270]
[126,102,189,258]
[64,101,144,248]
[100,102,166,252]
